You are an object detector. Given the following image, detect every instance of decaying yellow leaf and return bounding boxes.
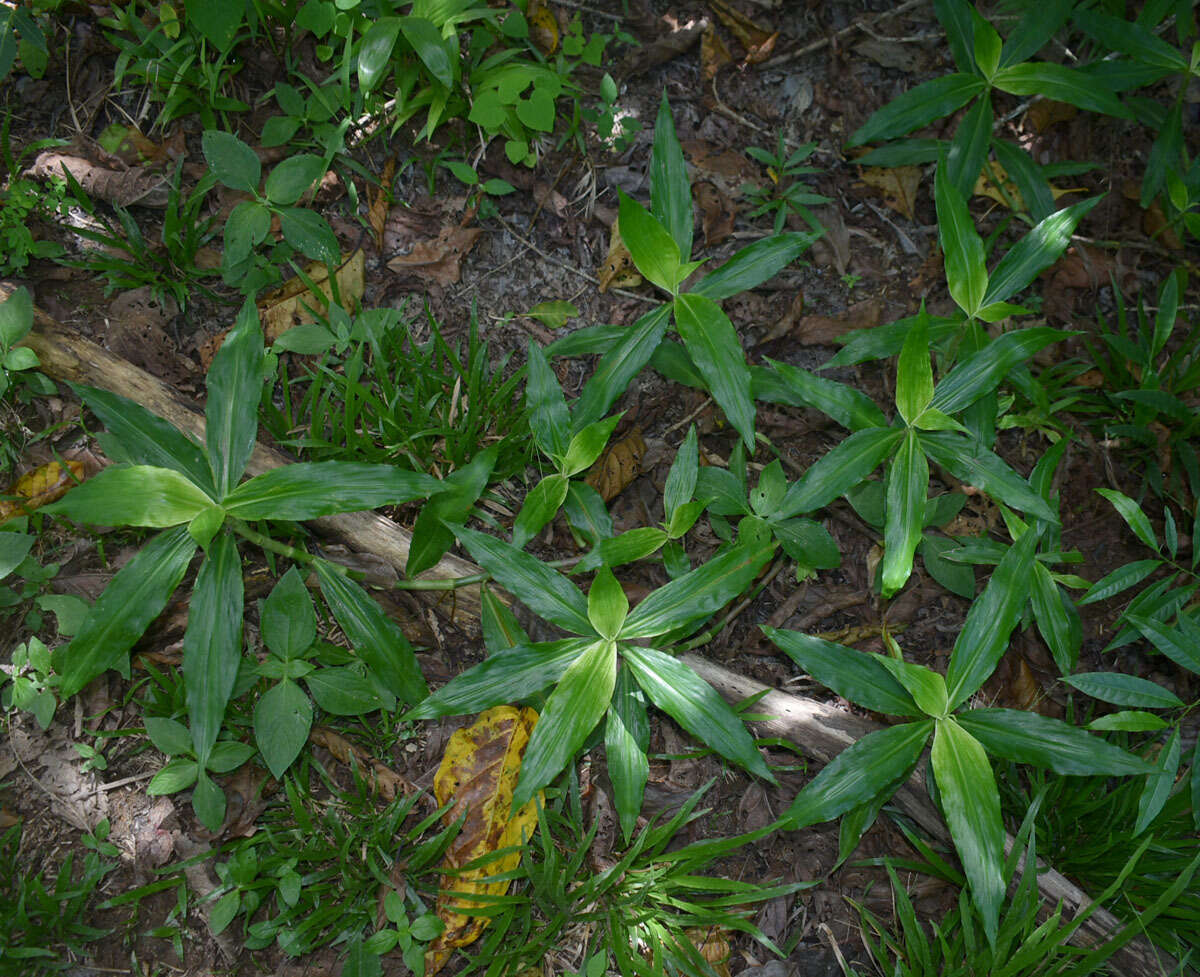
[858,166,921,221]
[685,926,731,977]
[0,461,85,526]
[426,706,541,976]
[258,249,366,343]
[597,217,642,293]
[973,160,1081,213]
[527,0,558,55]
[585,429,646,501]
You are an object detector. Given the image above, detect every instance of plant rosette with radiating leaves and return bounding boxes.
[43,301,436,830]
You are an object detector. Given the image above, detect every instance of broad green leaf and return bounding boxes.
[145,717,192,757]
[780,428,903,518]
[147,758,199,795]
[621,534,775,639]
[571,305,671,432]
[0,285,33,346]
[1078,559,1162,606]
[513,474,568,551]
[574,527,669,574]
[895,310,934,424]
[206,300,263,498]
[1127,613,1200,674]
[223,200,271,267]
[764,627,922,717]
[316,562,427,706]
[1030,563,1080,675]
[933,0,975,73]
[606,665,650,842]
[588,567,628,640]
[847,74,985,147]
[877,657,947,718]
[754,360,887,432]
[945,527,1037,710]
[990,140,1055,222]
[932,719,1004,945]
[1135,727,1180,835]
[1096,488,1158,551]
[1087,711,1168,733]
[53,526,196,698]
[663,425,699,520]
[692,232,820,301]
[823,313,962,370]
[771,518,840,571]
[358,16,401,91]
[1000,0,1074,67]
[72,384,215,495]
[261,566,316,661]
[936,161,987,317]
[882,430,927,597]
[514,638,616,807]
[183,532,243,765]
[650,92,693,258]
[405,446,496,577]
[562,416,621,477]
[400,15,454,88]
[1063,672,1183,709]
[993,62,1132,118]
[201,130,260,193]
[307,666,391,715]
[222,463,439,519]
[264,155,326,207]
[454,525,593,635]
[185,0,240,50]
[278,207,339,263]
[404,639,589,719]
[618,191,682,293]
[929,328,1070,416]
[695,466,750,517]
[920,534,976,598]
[192,770,225,831]
[956,708,1153,775]
[1073,8,1189,71]
[783,721,933,827]
[0,532,34,580]
[254,679,313,779]
[673,292,756,451]
[526,340,570,457]
[945,96,992,199]
[188,505,226,549]
[44,465,212,527]
[982,196,1103,306]
[919,431,1056,523]
[623,645,774,781]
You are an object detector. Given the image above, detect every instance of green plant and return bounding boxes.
[0,817,120,973]
[1,634,59,729]
[0,125,68,277]
[0,3,49,82]
[42,301,439,829]
[468,780,809,977]
[763,530,1151,944]
[0,288,54,406]
[742,134,830,235]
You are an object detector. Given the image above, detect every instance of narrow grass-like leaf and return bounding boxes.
[692,233,820,301]
[222,463,439,519]
[514,639,616,807]
[847,74,985,147]
[624,645,774,781]
[1062,672,1183,709]
[663,425,699,520]
[1126,613,1200,674]
[1078,559,1162,606]
[206,300,263,498]
[46,465,214,527]
[783,721,932,828]
[53,525,196,698]
[779,428,903,518]
[183,532,243,765]
[673,292,756,452]
[1096,488,1158,551]
[1073,8,1189,71]
[764,628,922,717]
[990,140,1055,222]
[895,311,934,425]
[754,360,887,431]
[945,527,1037,710]
[399,15,454,88]
[993,62,1131,118]
[956,708,1153,774]
[650,92,693,258]
[316,561,428,706]
[1000,0,1074,67]
[882,431,927,597]
[936,161,987,317]
[454,525,593,636]
[571,305,671,432]
[932,719,1004,945]
[929,328,1070,416]
[606,664,650,841]
[621,534,775,639]
[1135,727,1180,835]
[945,96,992,199]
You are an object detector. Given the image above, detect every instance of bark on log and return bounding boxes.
[5,284,482,628]
[682,653,1193,977]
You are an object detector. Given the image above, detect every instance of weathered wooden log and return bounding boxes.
[5,283,482,628]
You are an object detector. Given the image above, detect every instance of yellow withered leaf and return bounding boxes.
[585,429,646,502]
[597,217,642,293]
[973,160,1080,213]
[858,165,921,221]
[257,249,365,344]
[0,461,85,526]
[426,706,541,976]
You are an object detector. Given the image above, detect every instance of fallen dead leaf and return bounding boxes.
[858,166,921,221]
[618,17,707,80]
[426,706,540,976]
[388,221,482,287]
[1027,99,1078,133]
[701,23,733,79]
[787,297,882,346]
[685,926,732,977]
[107,287,193,385]
[527,0,558,54]
[0,460,85,525]
[586,429,646,501]
[259,249,366,343]
[695,181,736,247]
[96,123,178,167]
[368,158,397,251]
[597,217,643,293]
[25,151,170,208]
[709,0,776,63]
[309,726,411,801]
[973,160,1081,213]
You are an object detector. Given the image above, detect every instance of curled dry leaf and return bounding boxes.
[25,151,170,208]
[0,460,85,526]
[387,221,482,287]
[695,181,736,247]
[709,0,776,64]
[586,429,647,501]
[618,17,708,79]
[426,706,540,976]
[701,23,733,79]
[597,217,643,293]
[368,158,398,251]
[685,926,732,977]
[858,165,921,221]
[309,726,410,800]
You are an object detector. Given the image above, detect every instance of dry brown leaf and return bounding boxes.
[597,217,643,293]
[527,0,558,54]
[684,926,731,977]
[387,222,482,287]
[709,0,773,56]
[0,460,85,525]
[309,726,410,800]
[586,429,646,501]
[1007,655,1042,713]
[973,160,1081,212]
[368,157,397,251]
[1027,99,1078,133]
[426,706,540,976]
[701,23,733,79]
[98,124,175,167]
[258,249,366,343]
[858,166,921,221]
[695,181,736,247]
[25,152,170,208]
[618,18,707,79]
[786,297,882,346]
